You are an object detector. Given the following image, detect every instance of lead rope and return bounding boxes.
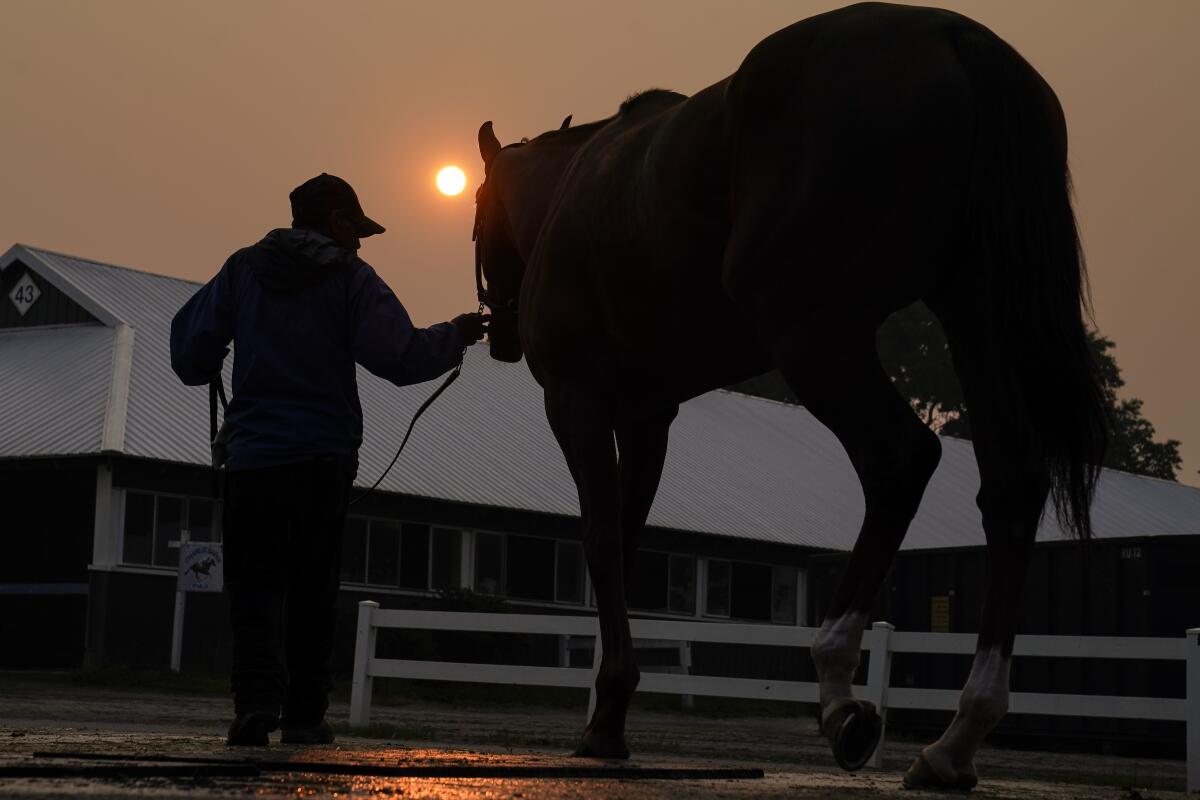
[209,377,229,500]
[349,186,483,507]
[348,350,466,506]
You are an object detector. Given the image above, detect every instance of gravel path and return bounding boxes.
[0,673,1186,798]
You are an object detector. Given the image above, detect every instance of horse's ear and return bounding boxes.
[479,121,502,167]
[560,114,572,130]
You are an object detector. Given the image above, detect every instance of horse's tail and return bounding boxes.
[949,26,1109,539]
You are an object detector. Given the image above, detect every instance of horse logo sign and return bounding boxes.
[178,542,223,592]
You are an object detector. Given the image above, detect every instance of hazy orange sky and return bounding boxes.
[2,1,1196,485]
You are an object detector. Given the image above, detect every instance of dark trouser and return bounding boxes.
[222,458,353,723]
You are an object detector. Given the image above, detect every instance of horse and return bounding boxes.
[186,557,217,579]
[471,2,1108,790]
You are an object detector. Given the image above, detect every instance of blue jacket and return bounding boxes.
[170,228,462,471]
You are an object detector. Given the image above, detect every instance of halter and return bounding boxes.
[472,145,524,321]
[471,183,493,315]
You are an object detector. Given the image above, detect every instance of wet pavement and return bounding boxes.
[5,729,1182,800]
[0,673,1187,798]
[1,731,771,799]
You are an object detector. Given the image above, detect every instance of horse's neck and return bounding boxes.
[502,147,581,262]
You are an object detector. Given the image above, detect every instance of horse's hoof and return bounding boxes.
[824,700,882,772]
[572,729,630,760]
[902,752,977,792]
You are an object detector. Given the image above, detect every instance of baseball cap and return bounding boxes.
[289,173,386,237]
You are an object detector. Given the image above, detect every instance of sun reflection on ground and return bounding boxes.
[3,727,1149,798]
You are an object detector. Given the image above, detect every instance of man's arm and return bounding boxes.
[348,261,475,386]
[170,257,235,386]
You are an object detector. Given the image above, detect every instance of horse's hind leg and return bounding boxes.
[544,385,638,759]
[775,319,942,771]
[904,327,1049,791]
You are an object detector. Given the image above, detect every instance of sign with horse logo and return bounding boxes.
[178,542,223,592]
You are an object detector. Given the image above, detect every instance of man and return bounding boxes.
[170,173,486,746]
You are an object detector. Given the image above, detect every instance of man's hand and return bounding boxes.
[451,312,490,344]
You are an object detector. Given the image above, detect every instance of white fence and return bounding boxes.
[349,601,1200,792]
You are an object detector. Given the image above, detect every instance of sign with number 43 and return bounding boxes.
[8,272,41,316]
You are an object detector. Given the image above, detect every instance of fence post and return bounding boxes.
[1187,627,1199,794]
[587,627,604,721]
[679,640,694,711]
[865,621,894,769]
[349,601,379,729]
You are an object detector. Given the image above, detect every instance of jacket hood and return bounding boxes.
[249,228,359,293]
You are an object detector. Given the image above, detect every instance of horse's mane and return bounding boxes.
[526,88,687,146]
[618,88,686,115]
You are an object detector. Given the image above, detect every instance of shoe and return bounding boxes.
[226,710,279,746]
[280,719,335,744]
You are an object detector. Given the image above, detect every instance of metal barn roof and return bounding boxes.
[2,243,1198,552]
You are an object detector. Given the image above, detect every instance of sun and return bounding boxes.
[436,165,467,196]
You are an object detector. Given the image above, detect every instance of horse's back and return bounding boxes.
[524,3,1032,398]
[729,2,982,117]
[722,3,986,328]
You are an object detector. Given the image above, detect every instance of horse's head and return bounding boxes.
[474,115,573,363]
[474,121,527,362]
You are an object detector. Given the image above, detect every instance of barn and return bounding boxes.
[2,243,1197,750]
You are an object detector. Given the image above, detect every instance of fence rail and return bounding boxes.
[349,601,1199,793]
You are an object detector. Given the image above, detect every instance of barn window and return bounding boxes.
[669,555,697,614]
[506,534,556,601]
[153,497,183,569]
[341,517,368,583]
[555,541,585,604]
[344,517,459,591]
[771,566,798,624]
[399,523,430,589]
[468,534,587,604]
[121,491,223,568]
[730,562,773,621]
[628,552,698,615]
[704,558,795,623]
[475,532,503,595]
[189,499,217,542]
[629,550,670,611]
[431,528,461,590]
[705,558,731,617]
[367,520,400,586]
[122,492,154,565]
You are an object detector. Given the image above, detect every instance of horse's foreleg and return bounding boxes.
[776,324,942,771]
[615,409,678,596]
[545,388,635,759]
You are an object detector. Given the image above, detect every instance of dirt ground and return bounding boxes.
[0,672,1187,799]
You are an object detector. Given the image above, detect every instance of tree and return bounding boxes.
[872,302,966,436]
[728,303,1182,481]
[1089,335,1183,481]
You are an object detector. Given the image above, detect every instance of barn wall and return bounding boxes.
[76,485,817,681]
[0,457,97,667]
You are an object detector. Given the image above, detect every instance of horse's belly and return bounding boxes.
[524,246,770,409]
